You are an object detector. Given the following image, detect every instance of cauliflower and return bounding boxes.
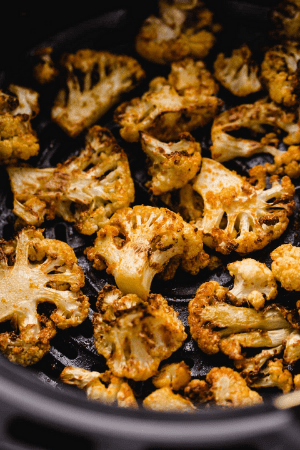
[210,100,300,163]
[140,131,201,195]
[33,46,59,84]
[261,42,300,107]
[86,205,209,300]
[193,158,295,255]
[51,49,145,137]
[114,58,221,142]
[60,366,138,408]
[294,374,300,390]
[249,359,293,394]
[271,0,300,41]
[6,85,40,118]
[0,228,89,366]
[188,280,299,366]
[93,285,187,381]
[143,386,195,412]
[161,182,204,223]
[214,45,262,97]
[271,244,300,291]
[264,145,300,178]
[135,0,221,65]
[8,126,135,235]
[152,361,191,390]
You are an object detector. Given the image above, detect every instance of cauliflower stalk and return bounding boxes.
[8,126,135,235]
[0,228,89,366]
[51,49,145,137]
[86,205,209,300]
[93,285,187,381]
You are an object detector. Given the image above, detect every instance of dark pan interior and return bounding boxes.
[0,0,300,407]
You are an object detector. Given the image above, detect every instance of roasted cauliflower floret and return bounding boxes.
[271,244,300,291]
[86,205,209,300]
[33,47,59,85]
[214,45,262,97]
[193,158,295,255]
[271,0,300,41]
[210,100,300,163]
[8,126,134,235]
[140,132,201,195]
[0,228,89,366]
[261,42,300,107]
[143,386,195,412]
[114,58,221,142]
[93,285,187,381]
[152,361,191,390]
[135,0,221,65]
[51,49,145,137]
[249,359,293,394]
[60,366,138,408]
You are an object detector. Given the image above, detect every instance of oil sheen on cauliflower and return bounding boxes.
[93,285,187,381]
[86,205,209,300]
[210,100,300,163]
[214,44,262,97]
[114,58,221,142]
[60,366,138,408]
[135,0,221,65]
[271,0,300,41]
[193,158,295,255]
[140,132,201,195]
[8,126,135,235]
[51,49,145,137]
[271,244,300,291]
[0,228,89,366]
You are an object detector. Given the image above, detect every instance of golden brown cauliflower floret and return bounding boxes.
[0,228,89,366]
[210,100,300,163]
[271,0,300,41]
[114,58,221,142]
[60,366,138,408]
[261,42,300,107]
[33,47,59,85]
[51,49,145,137]
[264,145,300,178]
[140,132,201,195]
[214,45,262,97]
[193,158,295,255]
[249,359,293,394]
[86,205,209,300]
[135,0,221,65]
[152,361,191,390]
[143,386,195,412]
[93,285,187,381]
[271,244,300,291]
[8,126,135,235]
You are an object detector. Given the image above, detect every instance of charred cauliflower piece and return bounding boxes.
[0,228,89,366]
[114,58,221,142]
[271,0,300,41]
[261,42,300,107]
[193,158,295,255]
[210,100,300,163]
[265,145,300,179]
[143,386,195,412]
[140,132,201,195]
[93,285,187,381]
[8,126,134,235]
[51,49,145,137]
[60,366,138,408]
[33,47,59,85]
[214,45,262,97]
[249,359,293,394]
[271,244,300,291]
[152,361,191,390]
[135,0,221,65]
[86,205,209,300]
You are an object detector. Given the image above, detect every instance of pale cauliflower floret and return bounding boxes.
[60,366,138,408]
[7,85,40,118]
[143,386,195,412]
[210,100,300,163]
[249,359,293,394]
[51,49,145,137]
[8,126,135,235]
[114,58,221,142]
[152,361,191,390]
[214,45,262,97]
[271,244,300,291]
[228,259,277,310]
[261,42,300,107]
[135,0,221,65]
[271,0,300,41]
[33,47,59,85]
[86,205,209,300]
[0,228,89,366]
[93,285,187,381]
[140,132,201,195]
[193,158,295,255]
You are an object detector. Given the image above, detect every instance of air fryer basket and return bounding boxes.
[1,2,300,449]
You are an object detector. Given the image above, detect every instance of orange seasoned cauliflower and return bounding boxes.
[33,47,59,85]
[152,361,191,391]
[143,386,195,412]
[271,244,300,291]
[249,359,293,394]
